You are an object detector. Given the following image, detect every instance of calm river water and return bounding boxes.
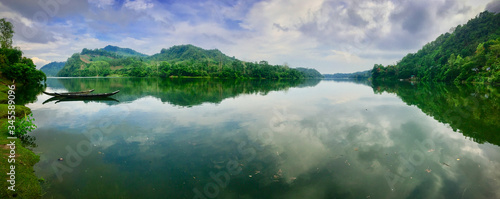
[27,78,500,199]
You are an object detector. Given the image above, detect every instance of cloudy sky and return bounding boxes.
[1,0,498,73]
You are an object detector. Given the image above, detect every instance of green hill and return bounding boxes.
[149,44,236,63]
[295,67,324,78]
[103,45,148,57]
[40,61,65,76]
[371,11,500,84]
[57,44,323,79]
[324,70,370,79]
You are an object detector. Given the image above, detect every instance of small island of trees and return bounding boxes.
[57,44,323,79]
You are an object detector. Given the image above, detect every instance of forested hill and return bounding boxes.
[323,70,370,79]
[371,11,500,84]
[57,44,323,79]
[40,61,65,76]
[150,44,236,63]
[102,45,148,57]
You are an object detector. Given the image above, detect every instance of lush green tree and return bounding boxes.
[0,18,14,49]
[0,49,46,84]
[0,19,48,84]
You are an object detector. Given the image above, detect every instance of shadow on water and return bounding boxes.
[45,78,321,107]
[372,80,500,146]
[8,82,46,105]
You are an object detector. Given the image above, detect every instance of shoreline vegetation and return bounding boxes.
[0,18,45,198]
[0,78,44,198]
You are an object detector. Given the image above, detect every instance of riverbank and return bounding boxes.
[66,74,322,80]
[0,76,43,198]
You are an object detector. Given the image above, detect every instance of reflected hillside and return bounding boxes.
[46,78,320,107]
[373,81,500,146]
[323,78,372,87]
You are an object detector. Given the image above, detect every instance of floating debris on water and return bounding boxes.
[345,160,350,166]
[428,149,435,152]
[425,168,432,173]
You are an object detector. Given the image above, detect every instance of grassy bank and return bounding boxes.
[0,77,43,198]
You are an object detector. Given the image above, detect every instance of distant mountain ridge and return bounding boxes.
[40,61,65,77]
[57,44,323,79]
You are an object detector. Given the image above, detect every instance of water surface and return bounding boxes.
[28,78,500,198]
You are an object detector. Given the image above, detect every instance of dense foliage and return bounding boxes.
[40,61,65,76]
[0,48,47,84]
[371,11,500,84]
[324,70,370,79]
[0,18,46,85]
[57,44,323,79]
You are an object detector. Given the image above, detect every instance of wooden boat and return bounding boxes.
[56,90,120,98]
[43,96,119,104]
[43,89,95,96]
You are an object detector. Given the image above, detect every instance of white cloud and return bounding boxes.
[88,0,114,8]
[124,0,154,11]
[31,57,50,69]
